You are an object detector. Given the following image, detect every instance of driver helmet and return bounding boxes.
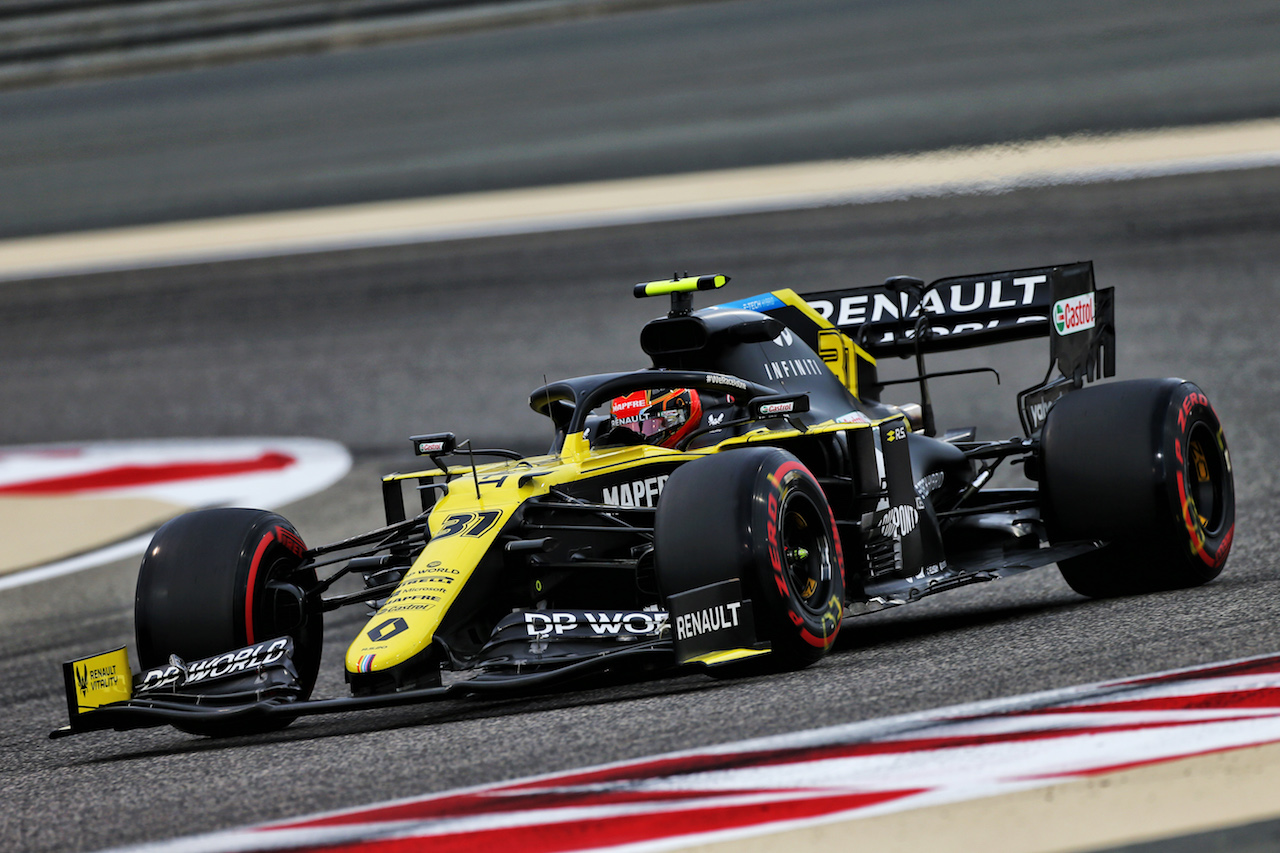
[611,388,703,448]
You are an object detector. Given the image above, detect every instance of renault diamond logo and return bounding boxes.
[367,617,409,642]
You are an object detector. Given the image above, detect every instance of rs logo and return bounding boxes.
[367,617,409,642]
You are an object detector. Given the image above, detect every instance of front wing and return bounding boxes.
[53,551,1104,739]
[52,641,677,739]
[52,588,768,739]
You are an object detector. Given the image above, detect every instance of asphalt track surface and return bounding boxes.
[2,0,1280,239]
[3,2,1280,852]
[2,167,1279,852]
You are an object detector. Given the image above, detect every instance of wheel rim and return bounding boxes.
[1185,421,1227,535]
[247,541,306,643]
[780,491,834,613]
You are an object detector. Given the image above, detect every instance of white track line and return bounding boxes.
[104,651,1280,853]
[0,437,351,590]
[3,118,1280,283]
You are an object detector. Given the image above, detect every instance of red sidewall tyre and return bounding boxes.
[1040,379,1234,596]
[135,508,322,734]
[655,448,844,669]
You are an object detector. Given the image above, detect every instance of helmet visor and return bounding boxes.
[639,409,687,439]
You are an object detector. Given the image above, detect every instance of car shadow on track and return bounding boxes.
[71,673,730,765]
[832,594,1088,653]
[75,592,1121,764]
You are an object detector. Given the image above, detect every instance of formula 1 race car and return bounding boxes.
[54,262,1235,738]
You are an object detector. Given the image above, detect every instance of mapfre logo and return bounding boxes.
[1053,293,1095,336]
[602,474,669,508]
[611,390,649,425]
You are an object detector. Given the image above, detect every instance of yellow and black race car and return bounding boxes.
[54,263,1235,738]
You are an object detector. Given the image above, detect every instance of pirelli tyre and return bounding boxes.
[654,447,844,671]
[135,508,323,735]
[1040,378,1234,598]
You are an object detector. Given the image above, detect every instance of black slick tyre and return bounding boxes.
[655,447,844,671]
[1040,379,1234,597]
[135,508,323,735]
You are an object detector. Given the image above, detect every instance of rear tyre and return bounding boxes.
[135,508,323,735]
[1040,379,1234,597]
[655,448,844,671]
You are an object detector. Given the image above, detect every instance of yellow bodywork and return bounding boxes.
[345,443,695,676]
[346,288,888,679]
[684,647,772,666]
[65,647,132,714]
[770,287,877,399]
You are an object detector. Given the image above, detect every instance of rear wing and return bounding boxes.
[801,262,1109,360]
[799,261,1115,434]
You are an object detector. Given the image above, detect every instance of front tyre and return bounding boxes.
[655,448,845,670]
[135,508,323,735]
[1040,379,1234,597]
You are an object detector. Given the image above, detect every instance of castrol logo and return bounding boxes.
[1052,293,1095,336]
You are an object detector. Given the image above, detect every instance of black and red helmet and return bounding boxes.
[611,388,703,449]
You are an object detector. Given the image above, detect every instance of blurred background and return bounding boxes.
[4,2,1280,851]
